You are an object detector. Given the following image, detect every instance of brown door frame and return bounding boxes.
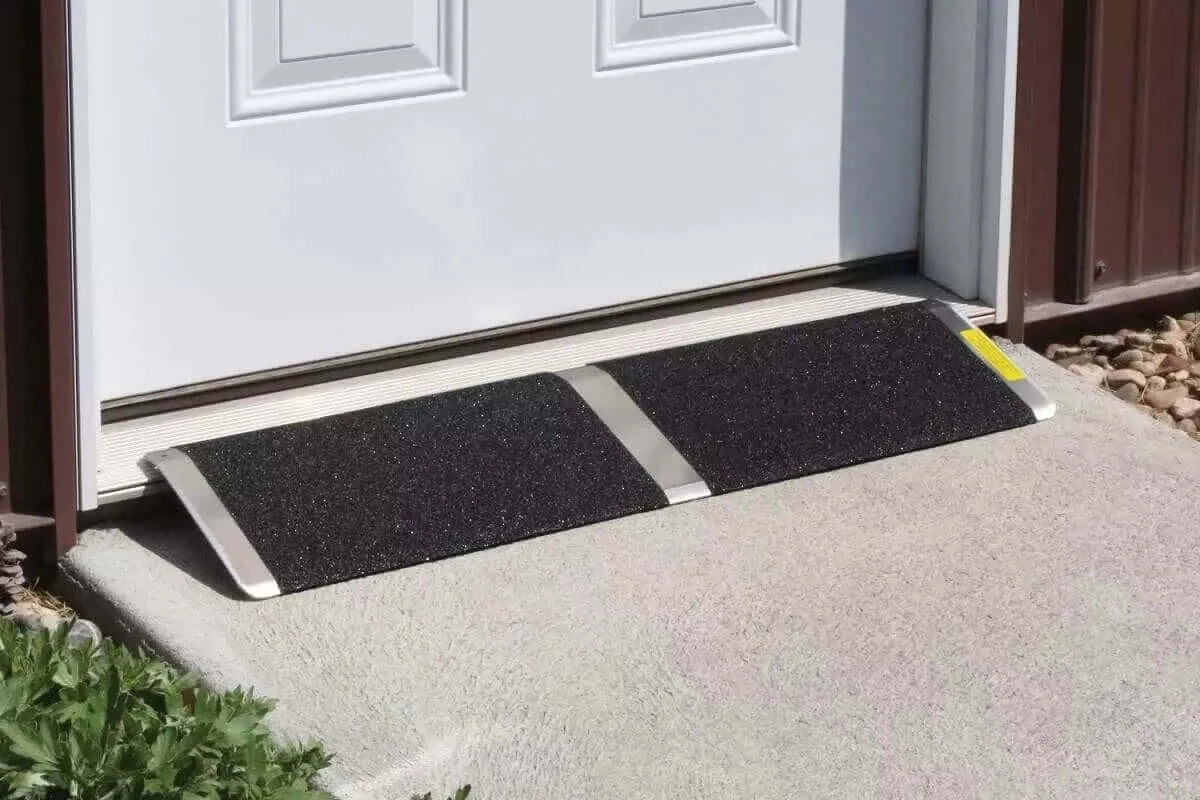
[42,0,80,557]
[0,0,79,559]
[1007,0,1071,342]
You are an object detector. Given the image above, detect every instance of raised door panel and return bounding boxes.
[229,0,464,121]
[597,0,799,70]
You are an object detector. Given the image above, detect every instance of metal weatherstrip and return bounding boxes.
[556,365,711,504]
[925,300,1057,421]
[143,449,281,599]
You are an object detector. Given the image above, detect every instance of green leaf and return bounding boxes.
[0,720,56,768]
[0,618,337,797]
[51,649,81,689]
[4,768,53,792]
[0,675,34,716]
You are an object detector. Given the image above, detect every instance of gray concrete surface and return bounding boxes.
[61,346,1200,799]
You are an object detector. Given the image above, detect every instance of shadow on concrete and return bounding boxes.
[109,505,246,602]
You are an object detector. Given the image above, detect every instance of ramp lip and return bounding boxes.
[665,480,712,505]
[143,448,281,600]
[925,300,1057,422]
[556,365,711,504]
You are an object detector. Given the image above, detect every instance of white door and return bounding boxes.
[74,0,927,400]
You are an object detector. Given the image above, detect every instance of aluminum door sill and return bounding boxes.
[98,275,994,503]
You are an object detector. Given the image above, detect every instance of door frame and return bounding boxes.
[43,0,1022,525]
[922,0,1022,320]
[0,0,79,559]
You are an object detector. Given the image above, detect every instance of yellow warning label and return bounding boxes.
[961,328,1026,382]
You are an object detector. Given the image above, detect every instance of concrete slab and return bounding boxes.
[61,346,1200,799]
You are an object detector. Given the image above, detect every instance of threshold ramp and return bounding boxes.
[147,301,1053,598]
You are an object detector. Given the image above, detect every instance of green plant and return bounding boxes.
[411,788,471,800]
[0,617,332,799]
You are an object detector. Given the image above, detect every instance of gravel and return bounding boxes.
[1046,313,1200,443]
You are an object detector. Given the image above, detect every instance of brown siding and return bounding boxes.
[1010,0,1066,314]
[1084,0,1200,291]
[1183,1,1200,271]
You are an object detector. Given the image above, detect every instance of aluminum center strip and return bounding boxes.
[556,365,711,504]
[926,300,1057,421]
[143,449,281,599]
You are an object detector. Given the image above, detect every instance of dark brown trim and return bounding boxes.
[1026,270,1200,324]
[1124,0,1152,287]
[1023,275,1200,353]
[1056,0,1094,303]
[41,0,78,556]
[0,191,12,516]
[1007,0,1067,341]
[0,1,57,542]
[0,349,9,515]
[1182,0,1200,273]
[0,3,32,516]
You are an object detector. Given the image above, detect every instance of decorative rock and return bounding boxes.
[0,521,24,612]
[1145,384,1188,410]
[1062,353,1101,367]
[1105,368,1147,389]
[1053,324,1200,444]
[1113,382,1142,402]
[1170,397,1200,420]
[1111,349,1144,367]
[1081,334,1124,351]
[1160,354,1191,372]
[1045,343,1083,360]
[1152,339,1189,358]
[1068,363,1107,386]
[9,607,101,647]
[1126,331,1155,347]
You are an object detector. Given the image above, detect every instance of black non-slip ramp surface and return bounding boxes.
[165,375,668,594]
[151,301,1053,598]
[600,302,1037,494]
